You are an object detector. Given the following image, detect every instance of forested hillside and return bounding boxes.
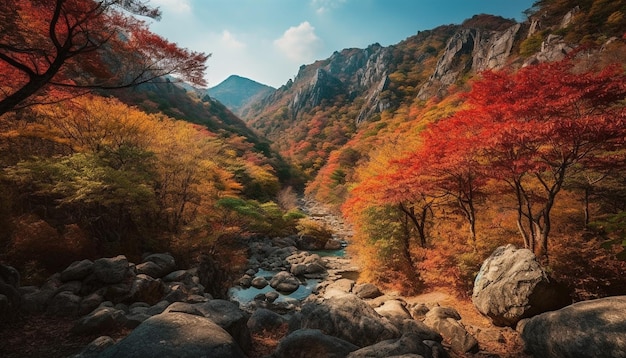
[0,0,298,284]
[243,0,626,298]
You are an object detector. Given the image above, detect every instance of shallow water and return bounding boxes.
[228,276,319,304]
[228,246,348,304]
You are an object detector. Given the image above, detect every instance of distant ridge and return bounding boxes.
[207,75,274,116]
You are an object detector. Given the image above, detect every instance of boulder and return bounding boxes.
[354,283,382,299]
[99,312,246,358]
[251,276,269,289]
[142,253,176,278]
[60,259,94,282]
[347,333,433,358]
[93,256,129,284]
[323,278,355,299]
[135,261,163,278]
[162,270,192,283]
[46,290,82,316]
[269,271,300,294]
[70,336,115,358]
[324,238,343,250]
[247,308,288,334]
[146,300,170,316]
[375,299,412,321]
[396,319,442,342]
[102,280,133,303]
[424,306,478,354]
[300,293,399,347]
[193,299,251,352]
[472,244,570,326]
[72,306,127,335]
[274,329,359,358]
[127,274,165,305]
[294,234,327,251]
[521,296,626,358]
[162,301,203,316]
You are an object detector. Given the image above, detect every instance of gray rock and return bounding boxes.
[127,274,164,305]
[162,269,191,283]
[46,291,82,316]
[193,299,251,352]
[290,263,307,276]
[324,278,355,298]
[324,238,343,250]
[274,329,359,358]
[78,293,104,316]
[70,336,115,358]
[21,287,54,313]
[135,261,163,278]
[347,333,432,358]
[239,274,253,288]
[472,244,570,326]
[93,255,129,284]
[146,300,170,316]
[354,283,382,299]
[295,234,327,250]
[301,293,399,347]
[426,306,461,320]
[397,319,442,342]
[375,299,412,321]
[251,276,269,289]
[57,280,82,295]
[265,291,279,302]
[102,280,133,303]
[142,253,176,278]
[409,303,430,320]
[60,259,94,282]
[424,307,478,354]
[270,271,300,294]
[163,301,203,316]
[124,312,151,328]
[247,308,288,334]
[72,306,127,335]
[99,312,246,358]
[521,296,626,358]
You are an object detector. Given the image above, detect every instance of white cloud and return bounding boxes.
[150,0,192,14]
[220,30,246,50]
[273,21,323,62]
[311,0,347,14]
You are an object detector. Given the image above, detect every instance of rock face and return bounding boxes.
[99,312,246,358]
[417,18,520,100]
[521,296,626,358]
[472,244,571,326]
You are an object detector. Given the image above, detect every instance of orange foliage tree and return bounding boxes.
[0,0,208,116]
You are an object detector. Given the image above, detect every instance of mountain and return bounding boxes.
[240,0,626,190]
[207,75,275,116]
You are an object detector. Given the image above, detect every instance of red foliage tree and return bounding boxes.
[466,59,626,258]
[0,0,208,116]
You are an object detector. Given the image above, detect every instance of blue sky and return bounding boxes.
[148,0,536,88]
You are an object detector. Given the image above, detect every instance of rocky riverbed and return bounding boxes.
[3,200,625,357]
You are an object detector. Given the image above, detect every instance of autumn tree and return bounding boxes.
[466,59,626,258]
[0,0,208,116]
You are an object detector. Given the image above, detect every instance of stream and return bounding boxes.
[228,198,358,306]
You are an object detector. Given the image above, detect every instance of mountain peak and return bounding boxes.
[207,75,275,115]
